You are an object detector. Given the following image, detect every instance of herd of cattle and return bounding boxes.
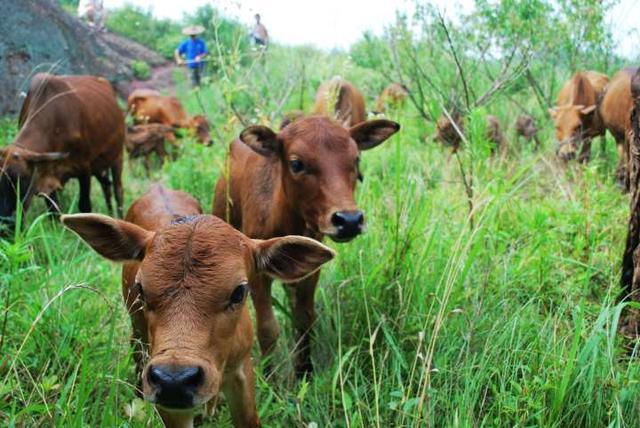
[1,66,640,427]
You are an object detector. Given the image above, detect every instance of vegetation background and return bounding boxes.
[1,0,640,426]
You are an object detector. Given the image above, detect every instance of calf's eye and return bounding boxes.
[289,159,305,174]
[228,282,248,308]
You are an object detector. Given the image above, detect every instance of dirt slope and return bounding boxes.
[0,0,168,115]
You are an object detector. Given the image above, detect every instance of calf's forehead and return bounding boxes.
[282,119,358,157]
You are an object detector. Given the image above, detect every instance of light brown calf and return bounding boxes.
[549,71,609,162]
[213,116,400,378]
[62,184,334,427]
[127,89,212,146]
[313,78,366,127]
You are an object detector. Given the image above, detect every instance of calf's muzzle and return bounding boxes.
[147,364,204,409]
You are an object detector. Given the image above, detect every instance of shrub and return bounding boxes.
[131,60,151,81]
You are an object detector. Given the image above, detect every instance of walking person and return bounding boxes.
[175,25,208,88]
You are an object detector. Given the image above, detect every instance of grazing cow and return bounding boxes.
[212,116,400,377]
[434,112,505,154]
[515,114,541,149]
[620,68,640,334]
[313,78,366,127]
[0,73,124,230]
[125,124,176,174]
[62,184,334,428]
[549,71,609,162]
[127,89,212,146]
[373,82,409,114]
[599,68,638,189]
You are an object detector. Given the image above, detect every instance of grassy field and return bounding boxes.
[1,43,640,427]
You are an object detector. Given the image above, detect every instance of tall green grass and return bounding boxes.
[1,47,639,427]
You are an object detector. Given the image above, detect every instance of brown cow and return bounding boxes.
[62,184,334,428]
[127,89,212,146]
[515,114,541,149]
[434,112,505,154]
[313,78,366,127]
[373,82,409,114]
[125,124,176,174]
[620,68,640,335]
[212,116,400,378]
[599,68,637,188]
[0,73,124,230]
[549,71,609,162]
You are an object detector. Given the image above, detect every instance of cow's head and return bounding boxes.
[239,116,400,242]
[549,104,596,161]
[0,146,68,229]
[61,213,334,412]
[189,115,212,146]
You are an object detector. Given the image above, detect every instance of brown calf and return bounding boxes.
[62,184,334,427]
[0,73,124,230]
[515,114,541,149]
[434,112,505,154]
[599,68,637,188]
[125,124,176,174]
[313,78,366,127]
[549,71,609,162]
[213,116,400,377]
[127,89,212,146]
[373,82,409,114]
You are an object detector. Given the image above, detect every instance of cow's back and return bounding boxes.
[313,79,366,127]
[126,184,203,232]
[18,73,124,170]
[600,68,637,140]
[557,71,609,106]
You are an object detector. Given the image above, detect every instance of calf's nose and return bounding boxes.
[331,210,364,241]
[147,364,204,409]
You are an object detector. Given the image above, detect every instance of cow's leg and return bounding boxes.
[78,173,92,213]
[111,159,124,218]
[616,136,630,190]
[287,271,320,379]
[250,274,279,371]
[95,171,113,214]
[222,355,260,428]
[157,409,194,428]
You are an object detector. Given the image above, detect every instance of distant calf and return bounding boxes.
[213,116,399,378]
[373,82,409,114]
[125,124,176,174]
[434,112,505,154]
[313,78,366,127]
[0,73,124,232]
[127,89,212,145]
[62,184,334,428]
[515,115,541,149]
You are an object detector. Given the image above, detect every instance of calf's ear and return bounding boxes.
[62,214,152,262]
[253,236,335,282]
[240,125,279,156]
[350,119,400,151]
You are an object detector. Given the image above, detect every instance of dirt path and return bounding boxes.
[124,64,178,96]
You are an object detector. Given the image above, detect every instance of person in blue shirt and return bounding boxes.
[175,25,208,88]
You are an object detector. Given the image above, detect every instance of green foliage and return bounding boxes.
[130,60,151,81]
[106,5,182,58]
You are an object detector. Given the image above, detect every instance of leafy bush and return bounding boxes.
[131,60,151,80]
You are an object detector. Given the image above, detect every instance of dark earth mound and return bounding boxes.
[0,0,168,116]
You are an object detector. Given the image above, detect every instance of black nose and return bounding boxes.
[147,365,204,409]
[331,210,364,241]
